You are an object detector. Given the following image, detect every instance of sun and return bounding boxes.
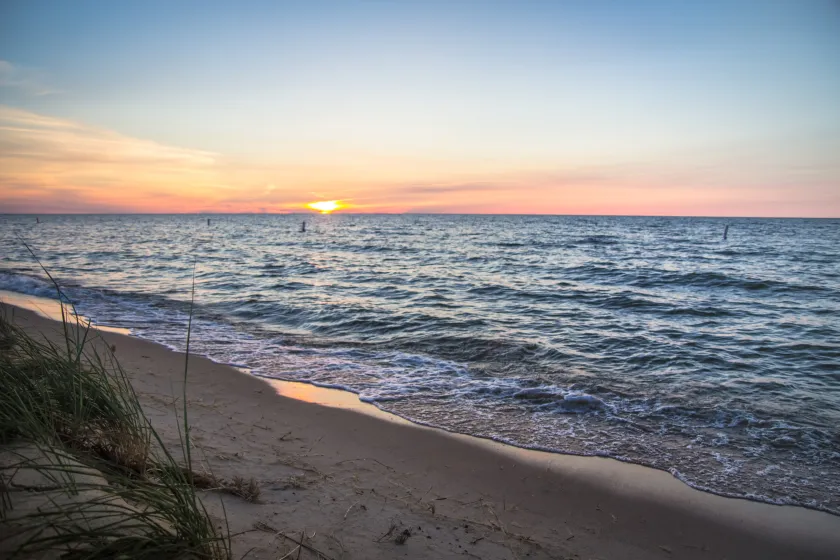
[305,200,343,214]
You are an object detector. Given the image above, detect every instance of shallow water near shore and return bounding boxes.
[2,214,839,514]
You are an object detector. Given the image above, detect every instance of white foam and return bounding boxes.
[2,269,837,516]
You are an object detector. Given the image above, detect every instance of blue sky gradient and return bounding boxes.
[1,0,838,215]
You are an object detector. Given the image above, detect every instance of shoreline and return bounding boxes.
[3,293,840,558]
[4,287,836,517]
[259,375,840,516]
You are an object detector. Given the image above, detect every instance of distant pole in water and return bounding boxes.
[207,218,211,226]
[300,220,306,233]
[723,224,729,241]
[36,217,40,224]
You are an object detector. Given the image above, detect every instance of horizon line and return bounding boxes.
[2,212,838,220]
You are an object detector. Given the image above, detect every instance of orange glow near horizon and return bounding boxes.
[306,200,344,214]
[0,107,837,218]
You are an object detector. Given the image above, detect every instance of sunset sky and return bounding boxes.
[1,1,838,216]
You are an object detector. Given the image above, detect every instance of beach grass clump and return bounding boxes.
[0,309,231,559]
[227,475,261,502]
[0,317,150,473]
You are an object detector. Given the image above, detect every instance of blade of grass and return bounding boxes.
[1,246,231,559]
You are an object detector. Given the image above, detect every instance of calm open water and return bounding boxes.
[2,214,839,513]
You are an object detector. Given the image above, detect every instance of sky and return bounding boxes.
[1,0,839,216]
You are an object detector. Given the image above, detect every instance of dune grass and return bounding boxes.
[0,264,232,558]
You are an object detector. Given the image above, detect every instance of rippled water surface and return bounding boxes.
[2,214,839,513]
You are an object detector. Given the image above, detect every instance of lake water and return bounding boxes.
[2,214,838,513]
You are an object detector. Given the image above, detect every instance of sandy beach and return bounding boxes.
[2,296,839,560]
[4,0,839,556]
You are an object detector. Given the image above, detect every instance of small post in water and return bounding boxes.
[723,224,729,241]
[300,220,306,233]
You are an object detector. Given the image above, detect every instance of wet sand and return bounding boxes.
[2,294,839,559]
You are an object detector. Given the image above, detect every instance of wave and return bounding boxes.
[0,271,69,301]
[512,387,608,412]
[579,234,620,246]
[627,270,828,294]
[259,262,322,276]
[3,214,839,515]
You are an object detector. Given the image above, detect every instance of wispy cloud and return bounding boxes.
[0,106,381,213]
[0,106,228,212]
[0,106,217,166]
[396,182,516,194]
[395,172,613,196]
[0,61,61,96]
[1,106,836,216]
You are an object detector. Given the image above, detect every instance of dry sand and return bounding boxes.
[2,295,839,559]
